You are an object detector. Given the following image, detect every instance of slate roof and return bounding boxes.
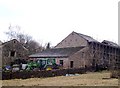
[29,46,85,58]
[2,39,28,51]
[102,40,120,48]
[74,32,98,42]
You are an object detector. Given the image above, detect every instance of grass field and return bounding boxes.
[2,71,119,86]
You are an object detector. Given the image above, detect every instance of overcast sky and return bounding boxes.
[0,0,119,46]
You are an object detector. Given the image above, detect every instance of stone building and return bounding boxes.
[88,40,120,70]
[0,41,2,68]
[1,39,28,66]
[29,31,120,69]
[29,46,86,69]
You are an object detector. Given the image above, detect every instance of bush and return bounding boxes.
[110,70,118,78]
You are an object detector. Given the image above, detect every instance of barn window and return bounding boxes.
[59,60,63,66]
[10,51,16,57]
[70,61,74,68]
[13,41,16,43]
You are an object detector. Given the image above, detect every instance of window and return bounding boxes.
[59,60,63,66]
[70,61,74,68]
[13,41,16,43]
[10,51,16,57]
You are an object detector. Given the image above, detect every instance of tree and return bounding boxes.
[46,42,50,49]
[5,24,20,40]
[5,24,33,44]
[25,40,43,55]
[5,24,44,55]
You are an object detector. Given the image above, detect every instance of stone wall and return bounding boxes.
[68,47,91,68]
[88,42,120,70]
[55,32,87,48]
[0,43,2,68]
[2,39,28,66]
[56,58,69,69]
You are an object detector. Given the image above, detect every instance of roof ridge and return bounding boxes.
[29,46,85,58]
[2,39,17,45]
[102,40,119,47]
[2,39,28,51]
[73,31,92,37]
[53,46,85,50]
[73,31,98,42]
[75,32,94,39]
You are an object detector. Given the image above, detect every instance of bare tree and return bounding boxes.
[5,24,19,40]
[25,40,43,54]
[46,42,50,49]
[5,24,44,55]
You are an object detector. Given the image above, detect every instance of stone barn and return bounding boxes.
[29,31,99,69]
[1,39,28,66]
[29,31,120,69]
[0,41,2,68]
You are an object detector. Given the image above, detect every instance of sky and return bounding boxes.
[0,0,119,46]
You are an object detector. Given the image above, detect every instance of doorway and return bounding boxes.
[70,61,74,68]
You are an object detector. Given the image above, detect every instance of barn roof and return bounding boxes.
[2,39,28,51]
[29,46,85,58]
[102,40,120,48]
[74,32,98,42]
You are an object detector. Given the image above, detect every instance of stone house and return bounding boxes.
[1,39,28,66]
[29,31,120,69]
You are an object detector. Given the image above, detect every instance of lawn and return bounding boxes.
[2,71,119,86]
